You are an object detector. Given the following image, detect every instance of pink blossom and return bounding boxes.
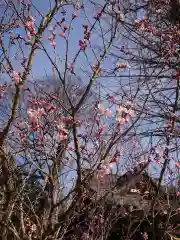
[48,35,54,41]
[116,105,133,124]
[155,159,161,164]
[97,104,113,117]
[71,64,75,74]
[51,95,57,100]
[135,19,140,25]
[72,12,77,19]
[124,114,131,123]
[21,136,27,144]
[60,127,69,135]
[97,165,110,179]
[175,162,180,168]
[56,120,69,141]
[59,32,66,38]
[27,109,39,125]
[94,11,102,20]
[104,108,112,117]
[177,208,180,214]
[109,96,116,104]
[12,71,21,84]
[142,232,148,240]
[56,133,68,141]
[109,156,117,164]
[119,13,125,22]
[25,18,36,37]
[156,150,164,157]
[66,146,74,151]
[27,108,45,126]
[64,25,68,31]
[97,103,105,114]
[38,108,46,116]
[121,118,127,124]
[116,106,127,123]
[116,62,131,72]
[57,119,66,130]
[46,105,56,112]
[176,192,180,197]
[79,39,86,50]
[95,126,104,138]
[81,233,91,240]
[31,224,37,232]
[50,41,56,48]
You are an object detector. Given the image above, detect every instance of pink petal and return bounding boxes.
[104,108,112,117]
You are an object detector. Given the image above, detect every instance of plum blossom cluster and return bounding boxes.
[97,103,112,117]
[27,108,46,130]
[12,71,21,85]
[96,101,134,126]
[56,116,80,141]
[141,232,148,240]
[24,217,37,236]
[48,21,69,48]
[95,103,113,138]
[116,104,133,124]
[135,17,148,31]
[25,16,36,39]
[96,164,111,179]
[94,11,102,20]
[115,62,131,72]
[106,1,125,22]
[79,24,90,51]
[108,95,116,104]
[26,95,82,143]
[134,14,180,67]
[48,27,57,48]
[96,151,120,179]
[26,98,57,131]
[56,119,69,141]
[150,146,170,164]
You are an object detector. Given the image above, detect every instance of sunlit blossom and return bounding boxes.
[25,16,36,37]
[50,41,56,48]
[119,13,125,22]
[48,35,54,41]
[27,108,45,126]
[104,108,112,117]
[31,224,37,232]
[60,32,66,38]
[97,104,112,117]
[116,105,133,124]
[116,62,131,71]
[12,71,21,84]
[97,103,105,114]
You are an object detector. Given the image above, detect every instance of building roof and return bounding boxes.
[82,162,179,211]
